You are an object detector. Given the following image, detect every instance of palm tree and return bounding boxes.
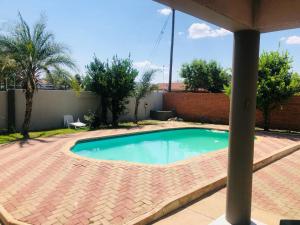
[133,70,157,123]
[0,14,76,138]
[0,54,17,90]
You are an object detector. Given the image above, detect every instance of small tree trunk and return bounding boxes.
[134,99,139,124]
[263,108,270,131]
[101,106,108,125]
[111,101,118,127]
[21,91,34,139]
[112,112,118,127]
[101,96,108,125]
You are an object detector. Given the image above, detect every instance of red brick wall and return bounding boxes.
[163,92,300,131]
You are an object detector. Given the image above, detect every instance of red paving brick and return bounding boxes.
[0,123,299,225]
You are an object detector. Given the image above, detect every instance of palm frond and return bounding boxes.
[43,55,76,70]
[135,69,157,100]
[0,13,77,89]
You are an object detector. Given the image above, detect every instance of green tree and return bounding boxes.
[257,51,300,131]
[224,51,300,131]
[180,59,230,92]
[0,14,76,138]
[208,62,231,93]
[107,56,138,127]
[133,70,157,123]
[85,57,109,125]
[45,68,73,90]
[290,73,300,92]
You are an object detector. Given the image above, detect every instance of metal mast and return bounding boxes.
[168,8,175,92]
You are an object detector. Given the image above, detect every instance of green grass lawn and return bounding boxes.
[0,120,162,145]
[0,128,88,144]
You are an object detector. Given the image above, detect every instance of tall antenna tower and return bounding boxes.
[168,8,175,92]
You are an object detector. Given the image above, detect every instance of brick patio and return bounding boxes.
[154,150,300,225]
[0,122,299,225]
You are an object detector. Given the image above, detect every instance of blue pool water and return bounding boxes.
[71,128,229,165]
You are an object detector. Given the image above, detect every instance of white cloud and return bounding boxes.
[133,60,164,71]
[178,31,184,36]
[285,36,300,45]
[280,37,286,42]
[133,60,170,83]
[0,19,9,35]
[157,8,172,16]
[188,23,231,39]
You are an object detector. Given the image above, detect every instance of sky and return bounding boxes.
[1,0,300,83]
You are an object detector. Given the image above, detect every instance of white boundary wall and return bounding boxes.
[0,90,163,131]
[119,92,163,121]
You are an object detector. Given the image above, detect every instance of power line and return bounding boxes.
[149,14,171,58]
[139,13,171,80]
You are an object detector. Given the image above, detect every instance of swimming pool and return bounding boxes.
[71,128,229,165]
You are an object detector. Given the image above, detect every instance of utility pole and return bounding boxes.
[162,65,165,84]
[168,8,175,92]
[14,73,16,89]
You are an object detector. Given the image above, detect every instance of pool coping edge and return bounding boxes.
[0,206,30,225]
[62,126,230,168]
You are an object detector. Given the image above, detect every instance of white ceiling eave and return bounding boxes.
[154,0,300,33]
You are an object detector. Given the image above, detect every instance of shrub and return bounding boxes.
[225,50,300,131]
[257,51,300,130]
[85,57,109,124]
[84,55,138,127]
[84,110,101,129]
[107,56,138,127]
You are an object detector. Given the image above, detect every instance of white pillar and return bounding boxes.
[226,30,260,225]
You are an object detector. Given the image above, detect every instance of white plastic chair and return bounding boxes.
[64,115,86,129]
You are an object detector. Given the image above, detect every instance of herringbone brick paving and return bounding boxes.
[0,122,299,225]
[154,151,300,225]
[215,150,300,223]
[251,150,300,219]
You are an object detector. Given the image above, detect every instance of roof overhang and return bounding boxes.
[154,0,300,33]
